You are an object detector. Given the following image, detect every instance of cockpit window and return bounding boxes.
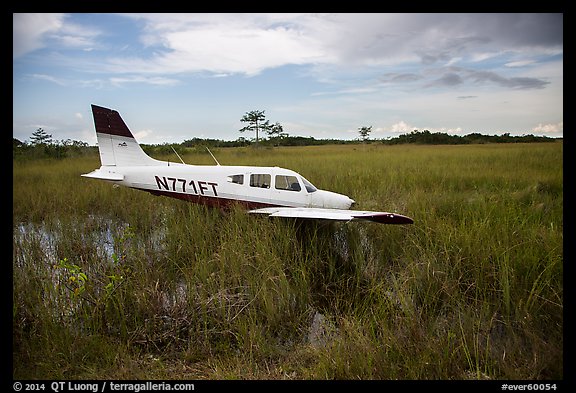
[301,177,317,193]
[275,175,301,192]
[250,174,271,188]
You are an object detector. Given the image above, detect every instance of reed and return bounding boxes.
[13,142,563,379]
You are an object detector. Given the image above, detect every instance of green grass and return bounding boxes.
[13,142,563,379]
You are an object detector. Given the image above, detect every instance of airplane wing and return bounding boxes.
[249,207,413,225]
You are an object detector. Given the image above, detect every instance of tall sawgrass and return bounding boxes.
[13,143,562,379]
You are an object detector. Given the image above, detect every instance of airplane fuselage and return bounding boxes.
[85,163,355,210]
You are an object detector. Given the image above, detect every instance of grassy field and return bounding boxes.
[13,142,563,380]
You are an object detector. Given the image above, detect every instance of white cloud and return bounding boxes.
[380,121,464,135]
[51,22,101,50]
[28,73,66,85]
[105,14,331,76]
[109,76,180,86]
[13,13,65,58]
[13,13,104,62]
[505,60,536,67]
[532,122,563,134]
[133,129,155,142]
[429,126,464,134]
[389,121,414,133]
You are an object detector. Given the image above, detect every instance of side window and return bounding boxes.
[275,175,301,192]
[250,174,271,188]
[227,174,244,185]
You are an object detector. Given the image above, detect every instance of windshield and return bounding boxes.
[301,177,317,193]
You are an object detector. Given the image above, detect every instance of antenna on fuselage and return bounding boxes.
[206,147,221,166]
[170,146,186,164]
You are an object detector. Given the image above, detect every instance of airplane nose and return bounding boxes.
[333,194,355,209]
[331,193,355,209]
[310,190,356,209]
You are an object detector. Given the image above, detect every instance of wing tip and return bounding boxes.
[353,212,414,225]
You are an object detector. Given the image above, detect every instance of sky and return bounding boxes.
[13,13,563,145]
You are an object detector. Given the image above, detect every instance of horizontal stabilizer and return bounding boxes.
[81,168,124,181]
[249,207,413,225]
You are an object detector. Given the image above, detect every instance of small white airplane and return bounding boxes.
[82,105,413,225]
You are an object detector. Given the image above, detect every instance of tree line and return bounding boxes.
[381,130,558,145]
[178,130,557,148]
[14,117,559,160]
[13,128,95,159]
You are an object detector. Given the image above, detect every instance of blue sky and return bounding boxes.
[13,13,563,145]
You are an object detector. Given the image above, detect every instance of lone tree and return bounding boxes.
[358,126,372,142]
[30,128,53,146]
[239,110,268,144]
[266,122,287,145]
[239,110,285,144]
[240,111,288,144]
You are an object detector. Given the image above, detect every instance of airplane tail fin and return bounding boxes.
[92,104,160,166]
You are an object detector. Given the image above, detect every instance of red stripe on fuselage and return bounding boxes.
[141,188,280,210]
